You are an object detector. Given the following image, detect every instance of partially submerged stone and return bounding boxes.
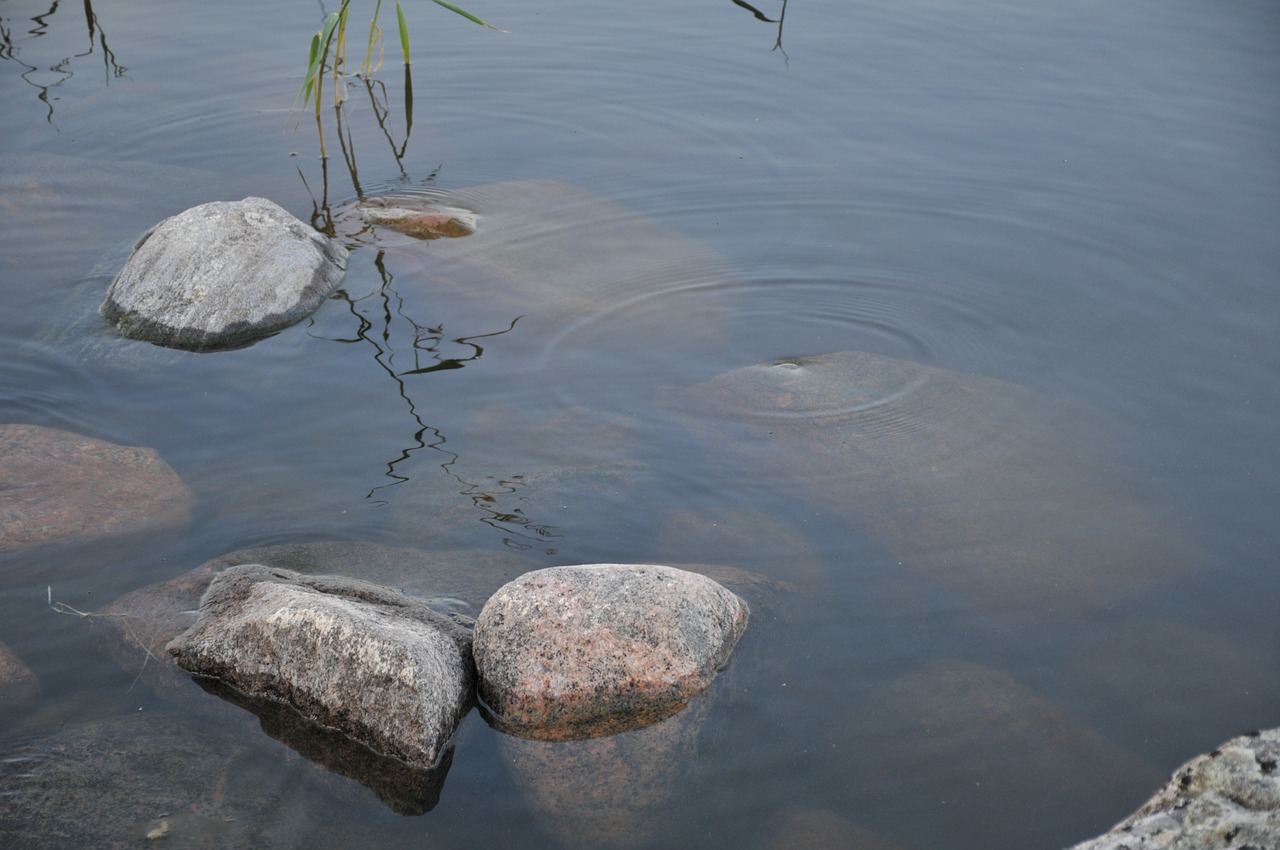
[0,423,193,555]
[473,563,749,740]
[358,197,477,240]
[167,564,474,770]
[96,540,540,698]
[101,197,348,350]
[341,180,736,337]
[1066,728,1280,850]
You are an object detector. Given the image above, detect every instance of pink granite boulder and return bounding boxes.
[473,563,749,740]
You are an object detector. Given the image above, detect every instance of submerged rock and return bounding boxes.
[167,564,474,771]
[473,563,748,740]
[858,659,1164,848]
[356,197,478,240]
[0,640,40,709]
[0,423,193,555]
[765,808,912,850]
[101,197,348,350]
[1066,728,1280,850]
[656,350,1203,616]
[0,708,411,849]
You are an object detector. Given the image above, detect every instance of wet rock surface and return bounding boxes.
[168,564,474,770]
[0,423,193,555]
[101,196,348,350]
[1066,727,1280,850]
[473,563,748,740]
[354,197,478,241]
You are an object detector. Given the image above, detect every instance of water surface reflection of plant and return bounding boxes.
[0,0,127,124]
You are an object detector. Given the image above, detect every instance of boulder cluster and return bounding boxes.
[166,560,748,793]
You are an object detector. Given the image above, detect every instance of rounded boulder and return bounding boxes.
[100,197,347,350]
[473,563,748,740]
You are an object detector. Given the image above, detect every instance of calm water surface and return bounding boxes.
[2,0,1278,847]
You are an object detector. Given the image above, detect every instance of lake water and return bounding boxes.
[1,0,1278,847]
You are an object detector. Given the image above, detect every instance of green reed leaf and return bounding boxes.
[429,0,506,32]
[396,1,411,64]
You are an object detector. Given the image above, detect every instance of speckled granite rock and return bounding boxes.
[0,423,193,555]
[94,540,537,698]
[474,563,748,740]
[1066,728,1280,850]
[168,564,474,770]
[101,197,348,350]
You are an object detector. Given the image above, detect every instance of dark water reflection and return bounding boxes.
[2,0,1279,847]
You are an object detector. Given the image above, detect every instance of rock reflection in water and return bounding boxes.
[195,676,455,817]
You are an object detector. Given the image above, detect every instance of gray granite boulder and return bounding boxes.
[101,197,348,350]
[473,563,749,740]
[95,540,539,698]
[0,423,193,556]
[167,564,473,770]
[1066,727,1280,850]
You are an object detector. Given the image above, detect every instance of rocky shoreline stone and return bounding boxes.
[1066,727,1280,850]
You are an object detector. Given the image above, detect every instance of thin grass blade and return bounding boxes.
[429,0,507,32]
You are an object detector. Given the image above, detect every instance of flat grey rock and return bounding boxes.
[168,564,473,770]
[101,197,347,350]
[1066,728,1280,850]
[474,563,748,740]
